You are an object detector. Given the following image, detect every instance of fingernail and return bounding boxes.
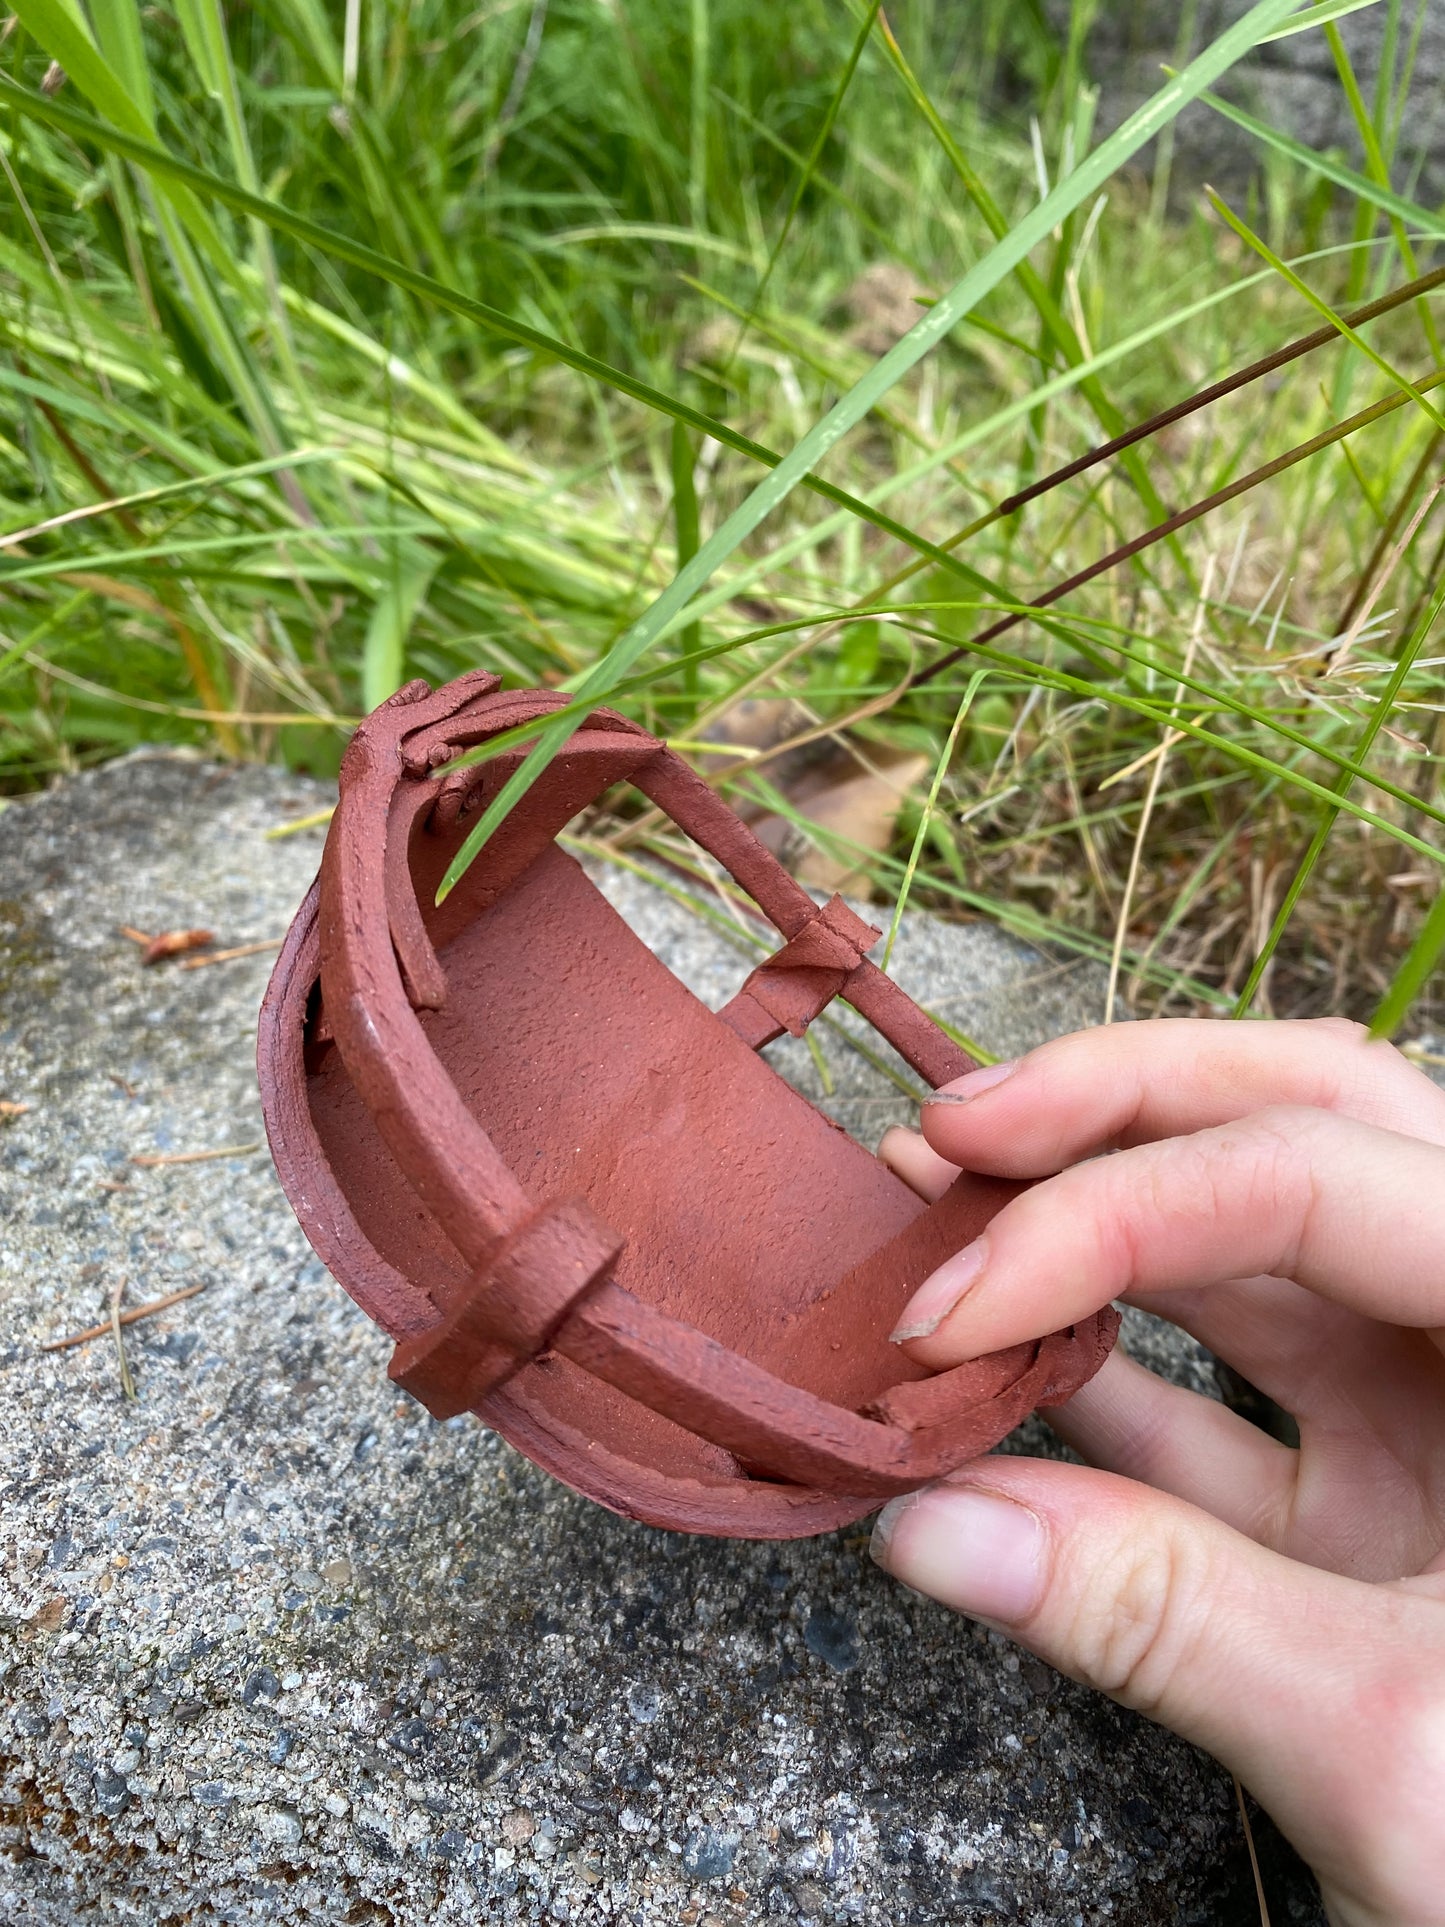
[889,1235,989,1342]
[922,1060,1018,1108]
[868,1491,917,1567]
[871,1483,1046,1625]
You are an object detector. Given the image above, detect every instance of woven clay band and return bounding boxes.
[258,673,1117,1537]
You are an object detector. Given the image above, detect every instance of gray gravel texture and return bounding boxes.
[0,754,1322,1924]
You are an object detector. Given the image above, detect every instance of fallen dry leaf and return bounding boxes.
[0,1100,30,1119]
[760,742,931,896]
[140,928,215,965]
[699,700,929,898]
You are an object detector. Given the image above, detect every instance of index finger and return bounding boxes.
[920,1017,1445,1179]
[897,1105,1445,1367]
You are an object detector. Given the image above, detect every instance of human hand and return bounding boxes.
[872,1019,1445,1927]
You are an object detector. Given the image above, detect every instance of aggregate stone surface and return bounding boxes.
[0,753,1323,1924]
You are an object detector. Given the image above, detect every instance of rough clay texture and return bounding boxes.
[1,754,1322,1924]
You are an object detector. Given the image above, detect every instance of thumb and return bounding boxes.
[871,1459,1445,1920]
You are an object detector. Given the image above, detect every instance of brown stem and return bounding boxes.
[41,1282,206,1353]
[992,264,1445,528]
[862,264,1445,608]
[911,364,1445,689]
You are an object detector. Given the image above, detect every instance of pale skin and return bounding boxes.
[870,1018,1445,1927]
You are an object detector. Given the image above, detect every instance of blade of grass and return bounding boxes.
[1260,0,1383,37]
[1105,558,1214,1020]
[881,669,988,970]
[361,548,439,712]
[1321,11,1440,356]
[901,621,1445,868]
[10,0,304,489]
[670,418,702,700]
[760,253,1445,627]
[1340,428,1442,629]
[683,269,984,492]
[709,82,1051,365]
[1195,86,1445,240]
[437,595,1445,839]
[436,0,1310,905]
[0,449,337,552]
[719,0,881,371]
[0,71,1055,621]
[871,6,1182,550]
[1316,9,1445,622]
[1371,882,1445,1036]
[171,0,309,404]
[956,263,1445,539]
[1204,188,1445,433]
[1233,485,1445,1014]
[912,359,1445,689]
[688,0,709,234]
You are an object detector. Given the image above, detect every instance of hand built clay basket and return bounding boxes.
[258,672,1117,1537]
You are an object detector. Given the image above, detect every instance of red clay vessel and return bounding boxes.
[257,674,1117,1537]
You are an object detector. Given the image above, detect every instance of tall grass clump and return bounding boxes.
[3,0,1445,1040]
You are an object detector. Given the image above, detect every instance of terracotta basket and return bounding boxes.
[257,673,1117,1537]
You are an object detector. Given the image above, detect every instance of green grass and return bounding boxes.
[3,0,1445,1038]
